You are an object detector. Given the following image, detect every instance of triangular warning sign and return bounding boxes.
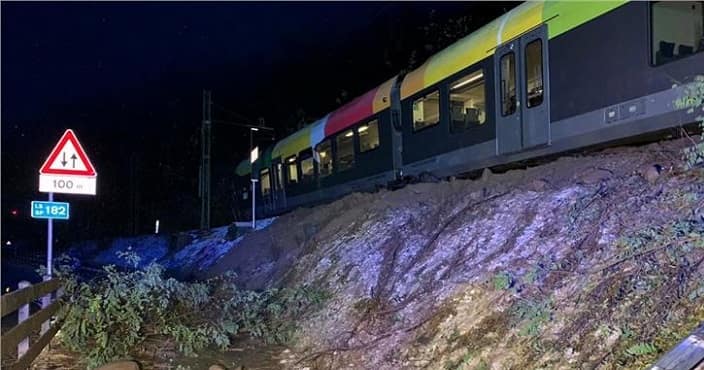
[40,129,97,176]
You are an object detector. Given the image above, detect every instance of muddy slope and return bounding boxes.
[208,137,704,369]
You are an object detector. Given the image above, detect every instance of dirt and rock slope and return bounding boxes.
[207,136,704,370]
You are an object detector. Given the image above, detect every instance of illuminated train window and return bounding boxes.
[525,40,544,108]
[286,155,298,184]
[358,120,379,152]
[336,129,355,171]
[412,90,440,131]
[316,139,333,177]
[260,168,271,195]
[276,163,283,189]
[500,52,517,116]
[299,149,315,183]
[652,1,704,66]
[449,70,486,133]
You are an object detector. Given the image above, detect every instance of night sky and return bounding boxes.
[2,2,515,243]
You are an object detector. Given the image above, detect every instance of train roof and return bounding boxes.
[272,124,313,160]
[235,158,250,176]
[271,75,396,161]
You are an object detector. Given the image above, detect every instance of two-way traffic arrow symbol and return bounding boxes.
[59,152,78,168]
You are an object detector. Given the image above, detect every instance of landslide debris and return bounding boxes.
[208,136,704,369]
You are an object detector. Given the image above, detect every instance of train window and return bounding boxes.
[276,163,283,189]
[651,1,704,65]
[260,168,271,195]
[358,120,380,152]
[299,149,315,183]
[286,155,298,184]
[525,40,544,108]
[316,139,333,177]
[449,70,486,133]
[336,129,355,171]
[412,90,440,131]
[500,52,517,116]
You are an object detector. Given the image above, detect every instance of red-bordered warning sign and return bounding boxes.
[39,129,96,176]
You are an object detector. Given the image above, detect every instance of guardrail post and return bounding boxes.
[17,280,31,358]
[41,275,51,335]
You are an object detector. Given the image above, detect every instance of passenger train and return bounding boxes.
[234,1,704,219]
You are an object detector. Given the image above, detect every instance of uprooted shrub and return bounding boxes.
[53,251,328,369]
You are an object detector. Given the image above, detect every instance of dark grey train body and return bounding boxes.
[235,1,704,220]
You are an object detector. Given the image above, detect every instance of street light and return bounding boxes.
[250,145,259,229]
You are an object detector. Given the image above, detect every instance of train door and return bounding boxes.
[495,25,550,154]
[259,167,273,215]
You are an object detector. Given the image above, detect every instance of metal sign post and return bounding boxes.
[47,193,53,277]
[31,196,71,276]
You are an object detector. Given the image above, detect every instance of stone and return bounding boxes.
[578,168,612,184]
[642,164,662,183]
[95,361,140,370]
[529,179,549,192]
[480,168,492,182]
[303,224,319,241]
[208,365,227,370]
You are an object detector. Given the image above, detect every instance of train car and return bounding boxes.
[236,1,704,220]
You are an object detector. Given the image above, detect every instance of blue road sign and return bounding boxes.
[31,201,70,220]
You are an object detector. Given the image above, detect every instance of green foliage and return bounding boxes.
[688,281,704,301]
[493,271,513,291]
[474,359,490,370]
[621,325,635,340]
[55,251,328,369]
[522,257,561,286]
[616,220,704,261]
[624,342,657,357]
[512,298,553,337]
[444,351,473,370]
[523,267,539,285]
[674,75,704,170]
[448,328,461,343]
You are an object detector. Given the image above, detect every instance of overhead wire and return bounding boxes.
[211,102,256,125]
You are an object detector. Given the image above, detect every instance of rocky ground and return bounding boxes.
[31,136,703,369]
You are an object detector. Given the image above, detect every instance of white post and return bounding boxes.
[41,275,51,335]
[17,280,31,358]
[251,178,258,229]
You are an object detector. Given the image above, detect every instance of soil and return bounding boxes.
[30,335,307,370]
[205,136,704,369]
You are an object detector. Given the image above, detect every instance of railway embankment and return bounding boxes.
[206,136,704,369]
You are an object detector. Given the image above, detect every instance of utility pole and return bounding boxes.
[200,90,212,230]
[199,91,274,231]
